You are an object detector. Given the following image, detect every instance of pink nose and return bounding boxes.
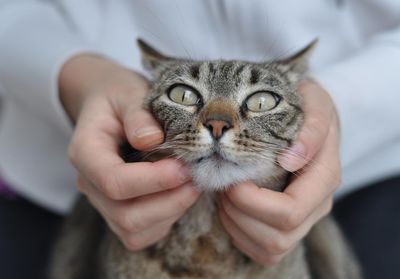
[205,119,232,140]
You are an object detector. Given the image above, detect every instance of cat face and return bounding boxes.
[139,40,316,191]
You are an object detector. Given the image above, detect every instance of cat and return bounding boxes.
[49,39,362,279]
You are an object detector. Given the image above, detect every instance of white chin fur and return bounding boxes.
[190,158,274,191]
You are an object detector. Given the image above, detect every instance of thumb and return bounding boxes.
[278,81,334,172]
[123,108,164,151]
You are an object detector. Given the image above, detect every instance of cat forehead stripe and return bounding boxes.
[249,68,261,84]
[190,61,282,87]
[189,64,200,80]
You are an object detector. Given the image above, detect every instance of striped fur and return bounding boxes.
[49,39,361,279]
[145,55,305,191]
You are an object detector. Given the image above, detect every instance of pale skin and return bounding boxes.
[60,54,340,265]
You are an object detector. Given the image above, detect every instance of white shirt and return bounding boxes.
[1,0,400,214]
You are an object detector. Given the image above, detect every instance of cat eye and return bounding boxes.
[168,85,201,106]
[245,92,280,112]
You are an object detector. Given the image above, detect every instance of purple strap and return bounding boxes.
[0,177,17,199]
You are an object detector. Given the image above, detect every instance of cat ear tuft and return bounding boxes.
[279,38,318,75]
[137,39,170,73]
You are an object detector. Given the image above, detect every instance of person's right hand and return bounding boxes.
[59,54,200,250]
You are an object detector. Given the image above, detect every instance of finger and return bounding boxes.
[84,181,199,233]
[220,195,332,260]
[70,99,190,200]
[283,113,340,212]
[104,74,164,150]
[279,80,335,171]
[85,157,190,200]
[97,73,163,150]
[226,122,339,232]
[226,183,294,230]
[222,193,332,241]
[113,215,178,251]
[71,123,190,200]
[123,107,164,151]
[219,207,286,266]
[221,195,294,256]
[130,182,200,226]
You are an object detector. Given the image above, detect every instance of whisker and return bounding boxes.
[236,139,337,184]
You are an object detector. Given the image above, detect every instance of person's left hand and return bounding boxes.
[218,80,341,266]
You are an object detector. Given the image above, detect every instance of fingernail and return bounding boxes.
[279,143,306,172]
[134,126,162,138]
[178,166,192,183]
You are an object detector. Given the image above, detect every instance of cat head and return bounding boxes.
[138,39,316,191]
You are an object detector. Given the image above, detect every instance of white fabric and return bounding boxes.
[0,0,400,214]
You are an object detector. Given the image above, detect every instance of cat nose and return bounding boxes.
[204,117,233,140]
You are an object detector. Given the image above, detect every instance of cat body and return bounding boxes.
[51,195,357,279]
[49,40,361,279]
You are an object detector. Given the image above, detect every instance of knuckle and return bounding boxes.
[323,198,334,216]
[271,239,290,256]
[262,235,290,255]
[67,140,80,166]
[124,235,145,251]
[280,205,303,231]
[124,227,170,252]
[156,180,169,191]
[67,134,88,167]
[115,212,132,232]
[100,172,123,200]
[155,175,176,191]
[332,172,342,189]
[324,168,342,192]
[176,196,193,212]
[256,254,283,267]
[115,210,143,233]
[285,213,302,230]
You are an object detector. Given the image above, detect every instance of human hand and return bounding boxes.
[60,54,200,250]
[219,80,340,266]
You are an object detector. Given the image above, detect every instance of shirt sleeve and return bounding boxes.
[313,25,400,170]
[0,0,96,135]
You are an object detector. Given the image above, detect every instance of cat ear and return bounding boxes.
[278,38,318,76]
[137,39,171,73]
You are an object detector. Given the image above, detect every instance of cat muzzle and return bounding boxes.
[204,118,233,140]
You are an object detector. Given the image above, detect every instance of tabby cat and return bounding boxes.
[49,39,361,279]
